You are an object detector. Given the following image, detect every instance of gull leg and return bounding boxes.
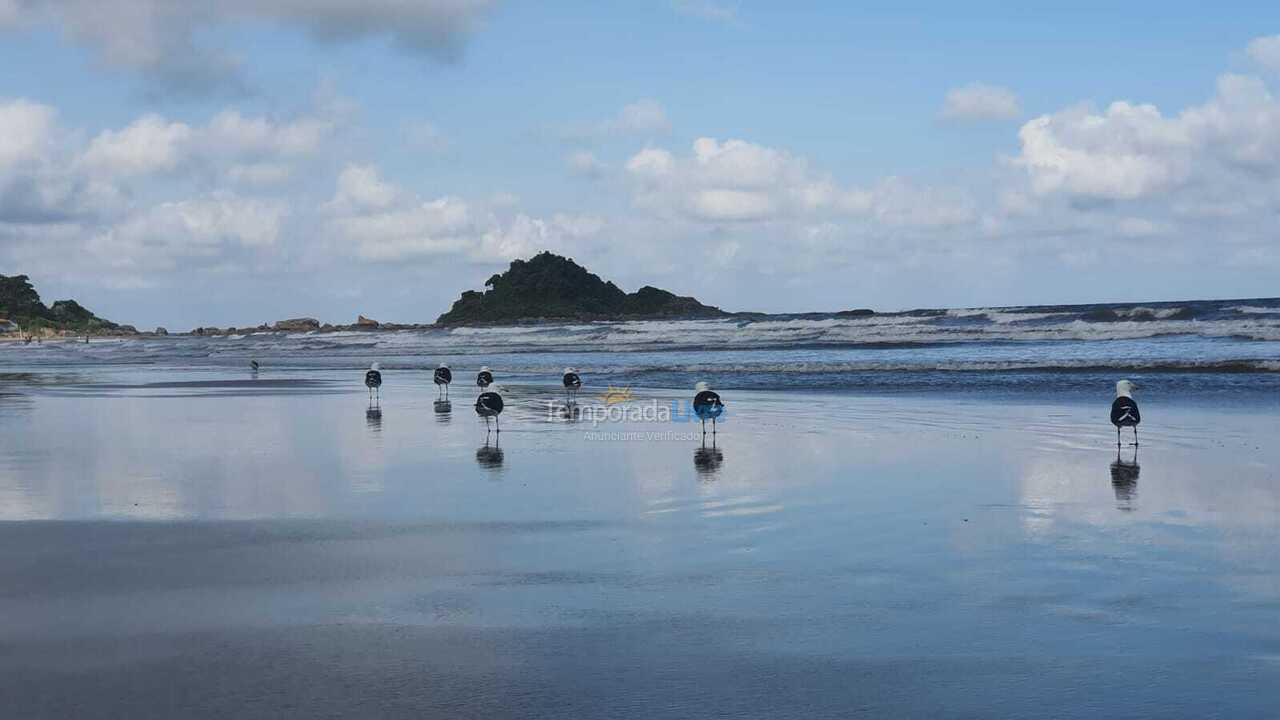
[1116,426,1120,447]
[1133,427,1139,447]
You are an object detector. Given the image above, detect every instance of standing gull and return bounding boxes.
[434,363,452,399]
[693,381,725,436]
[1110,379,1141,447]
[365,362,383,402]
[562,367,582,402]
[475,389,504,434]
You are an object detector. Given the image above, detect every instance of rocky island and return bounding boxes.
[0,274,136,337]
[436,252,726,325]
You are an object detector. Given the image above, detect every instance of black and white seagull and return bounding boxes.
[365,362,383,402]
[1110,379,1141,447]
[476,365,494,390]
[693,381,725,436]
[475,388,504,434]
[434,363,452,399]
[562,367,582,402]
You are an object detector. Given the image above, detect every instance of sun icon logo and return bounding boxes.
[599,385,634,405]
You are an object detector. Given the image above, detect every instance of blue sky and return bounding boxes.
[1,1,1279,328]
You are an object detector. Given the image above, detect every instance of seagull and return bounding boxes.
[475,389,504,434]
[562,367,582,402]
[476,365,494,390]
[693,381,725,436]
[1110,379,1141,447]
[434,363,452,399]
[365,362,383,402]
[249,359,260,372]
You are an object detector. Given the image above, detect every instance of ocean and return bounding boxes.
[5,297,1279,403]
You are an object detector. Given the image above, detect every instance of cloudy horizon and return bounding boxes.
[2,2,1280,328]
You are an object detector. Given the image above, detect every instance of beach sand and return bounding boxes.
[1,368,1278,717]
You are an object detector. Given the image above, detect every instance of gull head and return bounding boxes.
[1116,379,1136,397]
[370,362,381,371]
[694,381,710,393]
[438,362,449,369]
[480,365,491,373]
[564,367,577,375]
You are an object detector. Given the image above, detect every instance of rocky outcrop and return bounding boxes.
[154,327,169,336]
[436,252,726,325]
[356,315,380,329]
[272,317,321,332]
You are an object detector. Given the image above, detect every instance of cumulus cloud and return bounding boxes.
[86,193,286,275]
[623,137,972,227]
[325,163,602,263]
[941,83,1021,120]
[0,97,120,222]
[1012,73,1280,201]
[4,0,496,91]
[0,96,339,291]
[79,108,334,184]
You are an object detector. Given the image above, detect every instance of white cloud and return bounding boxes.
[624,137,972,228]
[5,0,496,91]
[79,108,334,183]
[0,98,57,173]
[1012,74,1280,200]
[941,83,1021,120]
[0,98,120,223]
[325,163,601,263]
[329,164,400,211]
[84,193,286,280]
[1246,34,1280,72]
[80,114,193,177]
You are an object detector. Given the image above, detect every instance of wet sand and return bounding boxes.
[1,368,1278,717]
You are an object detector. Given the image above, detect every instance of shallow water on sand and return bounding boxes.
[1,367,1279,718]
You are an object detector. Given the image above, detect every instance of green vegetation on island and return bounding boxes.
[436,252,726,325]
[0,274,131,335]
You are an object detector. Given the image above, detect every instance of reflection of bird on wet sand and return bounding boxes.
[694,436,724,479]
[1110,446,1139,510]
[433,399,452,423]
[365,406,383,432]
[476,436,504,470]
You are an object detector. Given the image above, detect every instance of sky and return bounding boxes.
[1,1,1279,329]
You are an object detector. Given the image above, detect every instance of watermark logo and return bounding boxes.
[599,385,634,405]
[547,384,728,430]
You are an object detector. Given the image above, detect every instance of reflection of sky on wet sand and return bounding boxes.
[3,369,1280,715]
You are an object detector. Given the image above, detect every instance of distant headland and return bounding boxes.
[435,252,725,325]
[0,274,135,338]
[12,254,1256,339]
